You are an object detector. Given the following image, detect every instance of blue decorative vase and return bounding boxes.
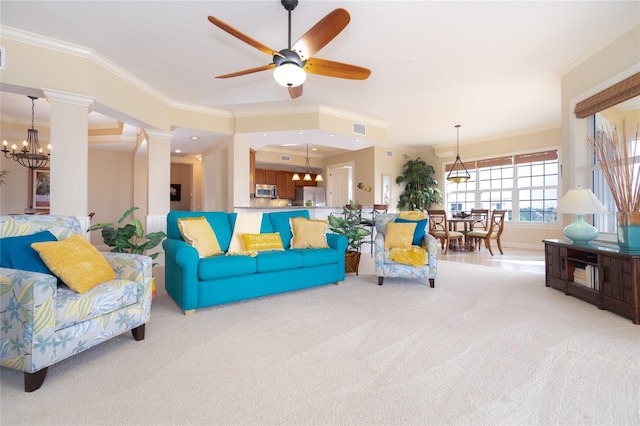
[617,212,640,251]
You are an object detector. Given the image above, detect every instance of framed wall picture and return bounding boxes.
[382,174,391,205]
[33,168,50,210]
[170,183,181,201]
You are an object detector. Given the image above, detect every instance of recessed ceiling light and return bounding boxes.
[311,147,318,151]
[191,136,199,141]
[175,149,182,153]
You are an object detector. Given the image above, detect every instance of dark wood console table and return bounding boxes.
[544,239,640,324]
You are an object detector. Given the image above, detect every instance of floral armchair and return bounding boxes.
[374,213,438,287]
[0,215,152,392]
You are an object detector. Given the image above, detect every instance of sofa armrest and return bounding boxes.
[326,233,348,253]
[0,267,57,373]
[162,238,199,267]
[102,252,153,305]
[423,233,438,277]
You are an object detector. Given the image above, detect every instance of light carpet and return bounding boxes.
[1,255,639,426]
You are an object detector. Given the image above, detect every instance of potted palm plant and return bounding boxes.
[87,206,166,297]
[328,199,371,275]
[396,155,443,211]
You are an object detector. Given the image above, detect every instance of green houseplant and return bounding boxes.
[328,200,371,275]
[88,207,167,297]
[396,155,443,211]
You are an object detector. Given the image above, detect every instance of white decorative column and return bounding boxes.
[43,89,95,233]
[231,134,250,210]
[141,129,173,265]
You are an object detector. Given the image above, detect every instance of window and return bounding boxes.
[445,150,559,223]
[591,108,640,234]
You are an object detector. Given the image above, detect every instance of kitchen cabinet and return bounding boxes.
[276,171,296,200]
[255,169,266,185]
[265,170,277,185]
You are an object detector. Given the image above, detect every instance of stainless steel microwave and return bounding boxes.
[255,184,277,198]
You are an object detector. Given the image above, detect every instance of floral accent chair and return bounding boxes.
[374,213,438,287]
[0,215,152,392]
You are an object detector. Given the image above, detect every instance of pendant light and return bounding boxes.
[446,124,470,183]
[291,143,323,182]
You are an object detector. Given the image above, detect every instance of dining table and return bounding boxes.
[448,215,484,251]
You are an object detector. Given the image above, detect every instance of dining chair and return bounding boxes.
[466,209,506,255]
[427,209,464,254]
[467,209,488,249]
[360,204,389,256]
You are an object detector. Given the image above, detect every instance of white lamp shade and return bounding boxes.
[273,63,306,87]
[555,188,607,214]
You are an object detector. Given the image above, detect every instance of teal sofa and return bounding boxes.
[163,210,347,314]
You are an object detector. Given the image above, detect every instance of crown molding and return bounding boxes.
[555,18,639,77]
[1,26,234,121]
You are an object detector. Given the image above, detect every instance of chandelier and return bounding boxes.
[291,143,323,182]
[2,96,51,169]
[446,124,470,183]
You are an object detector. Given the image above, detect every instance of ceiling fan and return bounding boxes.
[207,0,371,99]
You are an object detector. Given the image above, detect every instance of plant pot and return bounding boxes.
[345,251,361,275]
[617,212,640,251]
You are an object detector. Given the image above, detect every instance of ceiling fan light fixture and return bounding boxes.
[273,63,306,88]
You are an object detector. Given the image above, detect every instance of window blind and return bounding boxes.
[574,72,640,119]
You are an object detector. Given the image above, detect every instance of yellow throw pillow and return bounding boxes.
[31,234,116,294]
[398,211,426,220]
[384,222,417,249]
[241,233,284,252]
[178,217,223,258]
[290,217,329,249]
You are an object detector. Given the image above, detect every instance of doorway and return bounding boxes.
[327,162,353,207]
[170,162,193,211]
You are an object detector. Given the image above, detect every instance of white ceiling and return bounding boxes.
[1,1,638,159]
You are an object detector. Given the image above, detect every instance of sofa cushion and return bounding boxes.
[55,279,139,331]
[297,248,340,267]
[384,222,417,249]
[199,254,257,280]
[290,217,329,249]
[395,217,428,246]
[31,234,116,294]
[177,217,223,258]
[268,210,310,249]
[241,233,284,252]
[0,231,57,275]
[168,211,234,251]
[256,250,303,273]
[398,211,427,220]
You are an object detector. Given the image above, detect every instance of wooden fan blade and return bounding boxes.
[304,58,371,80]
[288,85,303,99]
[208,16,282,58]
[291,8,350,61]
[216,63,276,79]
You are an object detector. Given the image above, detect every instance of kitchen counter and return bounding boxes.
[234,206,344,220]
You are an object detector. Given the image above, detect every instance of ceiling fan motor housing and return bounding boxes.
[273,49,306,68]
[281,0,298,11]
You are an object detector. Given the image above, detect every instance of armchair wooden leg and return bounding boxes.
[24,368,47,392]
[378,277,384,285]
[131,324,146,341]
[429,278,435,288]
[497,238,504,254]
[486,239,494,256]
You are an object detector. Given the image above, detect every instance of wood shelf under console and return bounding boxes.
[544,239,640,324]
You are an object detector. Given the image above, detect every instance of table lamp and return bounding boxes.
[555,186,607,244]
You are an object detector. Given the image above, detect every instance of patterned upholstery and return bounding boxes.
[0,215,152,392]
[374,213,438,287]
